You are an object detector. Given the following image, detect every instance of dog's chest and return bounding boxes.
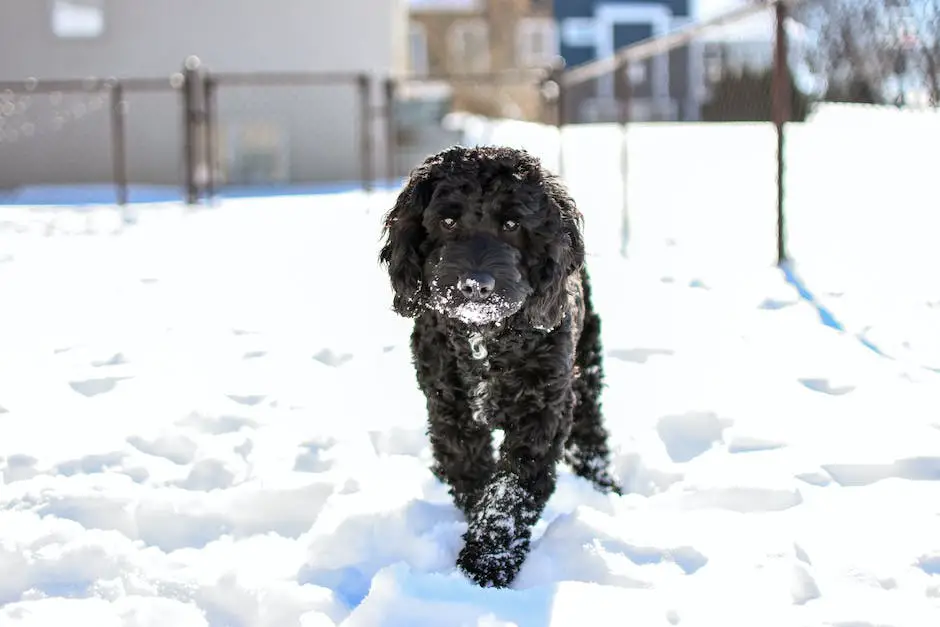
[465,331,495,427]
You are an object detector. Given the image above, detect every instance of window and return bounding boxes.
[516,17,558,68]
[448,19,490,74]
[51,0,105,39]
[409,22,429,76]
[704,44,725,83]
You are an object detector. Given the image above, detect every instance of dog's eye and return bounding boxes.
[502,220,519,232]
[441,217,457,231]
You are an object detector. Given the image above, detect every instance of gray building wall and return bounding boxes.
[0,0,407,191]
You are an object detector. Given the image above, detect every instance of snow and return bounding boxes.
[3,112,940,626]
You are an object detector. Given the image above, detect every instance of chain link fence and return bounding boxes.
[542,0,798,262]
[540,0,940,272]
[0,79,114,200]
[207,71,374,197]
[0,60,381,207]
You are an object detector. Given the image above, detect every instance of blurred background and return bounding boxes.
[1,1,936,197]
[1,0,938,361]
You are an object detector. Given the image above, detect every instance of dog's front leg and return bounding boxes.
[412,318,496,516]
[456,349,575,588]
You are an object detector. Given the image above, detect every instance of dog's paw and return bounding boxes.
[456,529,527,588]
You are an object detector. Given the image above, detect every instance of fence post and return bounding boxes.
[109,80,128,208]
[772,0,791,266]
[383,77,397,186]
[550,66,567,180]
[181,56,205,206]
[615,59,632,258]
[357,74,374,194]
[203,74,217,204]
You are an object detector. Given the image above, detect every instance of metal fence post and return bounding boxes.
[182,56,206,206]
[109,80,128,207]
[615,59,632,258]
[203,74,217,203]
[550,66,567,180]
[357,74,374,193]
[772,0,791,266]
[383,77,397,186]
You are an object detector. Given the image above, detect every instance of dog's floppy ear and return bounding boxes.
[524,173,585,330]
[379,163,437,317]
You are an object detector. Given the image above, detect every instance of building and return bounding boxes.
[406,0,558,121]
[552,0,791,123]
[0,0,409,192]
[553,0,700,122]
[386,0,559,176]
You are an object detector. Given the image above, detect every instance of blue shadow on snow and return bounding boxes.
[0,180,407,207]
[780,260,887,358]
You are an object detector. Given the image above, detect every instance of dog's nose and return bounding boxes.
[457,272,496,301]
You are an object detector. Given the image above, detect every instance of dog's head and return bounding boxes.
[379,145,584,329]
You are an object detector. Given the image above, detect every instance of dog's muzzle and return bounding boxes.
[427,239,531,325]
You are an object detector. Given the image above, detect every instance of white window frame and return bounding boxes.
[448,19,490,74]
[409,22,430,76]
[51,0,106,39]
[594,4,671,104]
[515,17,558,68]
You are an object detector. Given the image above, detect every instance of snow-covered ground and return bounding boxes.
[2,115,940,626]
[455,104,940,372]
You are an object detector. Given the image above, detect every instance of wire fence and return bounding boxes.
[2,0,938,273]
[0,62,555,207]
[545,0,798,263]
[528,0,939,266]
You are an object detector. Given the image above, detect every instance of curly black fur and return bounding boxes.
[379,145,622,588]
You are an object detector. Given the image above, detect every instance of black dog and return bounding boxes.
[379,145,622,588]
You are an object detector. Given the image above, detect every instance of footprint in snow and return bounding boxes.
[608,348,674,364]
[127,433,198,465]
[69,376,133,397]
[3,454,39,483]
[55,451,127,477]
[178,412,258,435]
[798,378,855,395]
[656,411,732,463]
[175,459,237,491]
[727,435,785,454]
[242,350,267,359]
[295,437,339,473]
[918,554,940,576]
[822,456,940,487]
[369,427,429,458]
[91,352,128,367]
[226,394,267,407]
[312,348,354,367]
